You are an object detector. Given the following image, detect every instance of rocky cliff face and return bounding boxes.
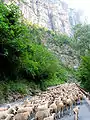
[4,0,80,68]
[4,0,73,35]
[47,43,79,68]
[4,0,82,35]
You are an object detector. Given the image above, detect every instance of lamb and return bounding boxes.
[35,108,53,120]
[43,113,56,120]
[73,106,80,120]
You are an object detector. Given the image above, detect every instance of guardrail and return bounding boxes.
[75,83,90,100]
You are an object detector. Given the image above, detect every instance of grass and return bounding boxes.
[44,78,65,87]
[0,78,65,104]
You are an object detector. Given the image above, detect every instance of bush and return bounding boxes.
[77,51,90,91]
[0,2,68,98]
[20,43,60,82]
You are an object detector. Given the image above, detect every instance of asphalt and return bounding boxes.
[0,98,90,120]
[59,99,90,120]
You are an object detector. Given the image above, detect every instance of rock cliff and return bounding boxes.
[4,0,82,35]
[3,0,81,68]
[4,0,74,35]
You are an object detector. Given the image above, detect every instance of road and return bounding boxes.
[0,93,90,120]
[59,99,90,120]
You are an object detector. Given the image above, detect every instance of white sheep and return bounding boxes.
[73,106,80,120]
[55,100,64,118]
[0,112,8,119]
[14,111,30,120]
[43,113,56,120]
[35,108,53,120]
[49,100,57,113]
[5,114,14,120]
[0,107,16,119]
[17,107,33,114]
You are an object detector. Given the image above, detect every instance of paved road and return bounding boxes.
[0,98,90,120]
[59,99,90,120]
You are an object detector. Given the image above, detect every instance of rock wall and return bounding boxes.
[3,0,80,68]
[47,43,79,68]
[4,0,72,35]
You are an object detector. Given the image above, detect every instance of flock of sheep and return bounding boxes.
[0,83,84,120]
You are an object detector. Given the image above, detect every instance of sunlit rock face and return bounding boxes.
[69,8,82,26]
[47,43,79,68]
[4,0,72,35]
[3,0,80,68]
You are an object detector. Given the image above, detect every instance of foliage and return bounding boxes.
[20,43,59,82]
[0,80,40,103]
[0,3,30,79]
[0,2,68,97]
[77,51,90,91]
[47,32,71,46]
[73,24,90,56]
[72,24,90,91]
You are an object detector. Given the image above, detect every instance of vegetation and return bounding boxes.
[72,24,90,56]
[0,2,71,103]
[0,2,90,103]
[77,52,90,91]
[73,24,90,91]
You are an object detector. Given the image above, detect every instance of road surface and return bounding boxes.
[59,99,90,120]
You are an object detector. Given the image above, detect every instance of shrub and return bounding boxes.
[77,51,90,91]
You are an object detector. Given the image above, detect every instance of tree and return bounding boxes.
[73,24,90,56]
[78,51,90,91]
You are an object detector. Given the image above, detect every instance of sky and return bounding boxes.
[63,0,90,23]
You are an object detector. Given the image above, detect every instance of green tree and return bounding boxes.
[73,24,90,56]
[78,51,90,91]
[0,3,30,79]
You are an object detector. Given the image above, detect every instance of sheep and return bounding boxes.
[7,107,17,114]
[65,97,73,115]
[55,100,64,118]
[5,114,14,120]
[17,107,33,114]
[0,112,8,119]
[33,101,50,113]
[77,93,84,104]
[23,98,30,106]
[73,106,80,120]
[0,107,8,112]
[49,100,57,113]
[0,83,83,120]
[35,108,53,120]
[43,113,56,120]
[14,111,30,120]
[0,107,16,119]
